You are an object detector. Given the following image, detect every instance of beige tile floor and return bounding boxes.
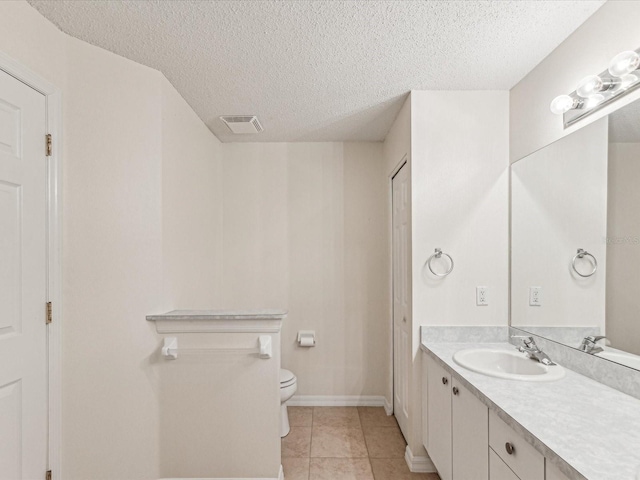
[282,407,441,480]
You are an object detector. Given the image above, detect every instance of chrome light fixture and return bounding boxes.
[550,47,640,127]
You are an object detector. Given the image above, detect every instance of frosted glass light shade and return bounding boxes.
[620,73,639,89]
[576,75,605,98]
[608,51,640,77]
[550,95,578,115]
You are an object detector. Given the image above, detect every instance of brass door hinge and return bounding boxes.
[46,302,52,325]
[46,134,52,157]
[46,470,52,480]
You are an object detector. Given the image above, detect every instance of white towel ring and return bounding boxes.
[427,248,454,277]
[572,248,597,278]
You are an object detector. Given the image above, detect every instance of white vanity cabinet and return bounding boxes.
[423,351,574,480]
[424,354,489,480]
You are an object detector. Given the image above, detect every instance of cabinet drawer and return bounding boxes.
[490,449,520,480]
[489,411,543,480]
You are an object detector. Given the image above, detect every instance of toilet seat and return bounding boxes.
[279,368,297,438]
[280,369,296,388]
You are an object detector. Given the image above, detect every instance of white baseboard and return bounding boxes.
[161,477,278,480]
[288,395,390,409]
[161,466,282,480]
[383,396,393,415]
[404,445,436,473]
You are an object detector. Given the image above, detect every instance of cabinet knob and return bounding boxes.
[442,377,448,385]
[505,442,515,455]
[452,386,459,395]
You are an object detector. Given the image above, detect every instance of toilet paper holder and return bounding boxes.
[297,330,316,347]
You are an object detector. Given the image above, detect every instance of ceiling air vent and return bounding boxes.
[220,115,264,134]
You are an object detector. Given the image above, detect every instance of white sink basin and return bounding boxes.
[453,348,565,382]
[597,350,640,370]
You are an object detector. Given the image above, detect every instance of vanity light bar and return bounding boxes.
[550,48,640,127]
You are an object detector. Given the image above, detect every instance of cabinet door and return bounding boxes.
[490,449,520,480]
[426,355,452,480]
[452,379,489,480]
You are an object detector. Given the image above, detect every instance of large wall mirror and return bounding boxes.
[511,98,640,371]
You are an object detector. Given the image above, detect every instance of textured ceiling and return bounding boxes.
[29,0,605,142]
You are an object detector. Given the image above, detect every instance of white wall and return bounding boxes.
[221,142,390,398]
[511,119,608,331]
[0,3,231,478]
[409,90,509,457]
[411,91,510,329]
[159,331,281,478]
[0,1,67,91]
[607,142,640,355]
[510,1,640,162]
[63,36,165,480]
[161,79,224,310]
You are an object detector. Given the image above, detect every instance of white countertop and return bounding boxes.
[421,341,640,480]
[146,309,287,333]
[146,309,288,321]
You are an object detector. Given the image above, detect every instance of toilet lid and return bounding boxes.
[280,369,296,387]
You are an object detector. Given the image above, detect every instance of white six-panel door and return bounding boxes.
[392,163,410,439]
[0,69,48,479]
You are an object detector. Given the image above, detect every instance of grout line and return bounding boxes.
[309,406,315,460]
[360,412,376,480]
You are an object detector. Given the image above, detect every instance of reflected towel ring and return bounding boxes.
[427,248,454,277]
[572,248,597,278]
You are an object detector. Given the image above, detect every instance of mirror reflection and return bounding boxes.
[511,99,640,370]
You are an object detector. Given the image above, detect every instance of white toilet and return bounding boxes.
[280,368,297,437]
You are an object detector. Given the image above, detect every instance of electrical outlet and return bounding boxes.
[476,286,488,306]
[529,286,542,306]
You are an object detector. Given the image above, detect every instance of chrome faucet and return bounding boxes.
[579,336,607,355]
[511,335,557,366]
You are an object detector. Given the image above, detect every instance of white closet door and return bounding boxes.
[0,68,48,480]
[392,163,410,438]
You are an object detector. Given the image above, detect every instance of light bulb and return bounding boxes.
[584,94,604,109]
[550,95,580,115]
[576,75,605,98]
[608,50,640,77]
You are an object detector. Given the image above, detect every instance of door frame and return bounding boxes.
[0,51,63,477]
[389,155,408,417]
